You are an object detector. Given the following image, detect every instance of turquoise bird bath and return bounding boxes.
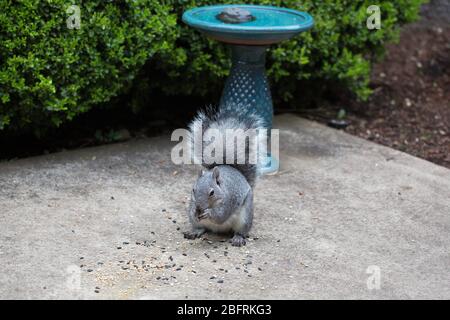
[182,5,314,174]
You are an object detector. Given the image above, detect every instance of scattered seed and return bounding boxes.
[87,269,93,272]
[117,246,122,250]
[217,280,224,284]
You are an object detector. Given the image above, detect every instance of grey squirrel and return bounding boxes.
[183,106,265,246]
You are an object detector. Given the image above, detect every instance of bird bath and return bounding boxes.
[182,5,314,174]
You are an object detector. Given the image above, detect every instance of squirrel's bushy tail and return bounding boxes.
[188,105,266,187]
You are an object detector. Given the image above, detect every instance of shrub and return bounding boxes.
[0,0,178,133]
[143,0,425,105]
[0,0,425,133]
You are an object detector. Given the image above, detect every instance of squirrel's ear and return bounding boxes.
[212,167,220,185]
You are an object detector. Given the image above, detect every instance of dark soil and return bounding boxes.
[0,94,202,161]
[301,0,450,168]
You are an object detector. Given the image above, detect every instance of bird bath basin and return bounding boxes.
[182,5,314,174]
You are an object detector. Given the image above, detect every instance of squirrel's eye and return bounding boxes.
[208,189,215,197]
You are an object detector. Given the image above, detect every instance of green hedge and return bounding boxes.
[0,0,178,133]
[0,0,425,133]
[146,0,425,103]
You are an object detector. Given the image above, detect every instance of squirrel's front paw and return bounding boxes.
[183,228,206,240]
[197,209,211,221]
[230,234,246,247]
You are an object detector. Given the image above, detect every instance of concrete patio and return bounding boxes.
[0,114,449,299]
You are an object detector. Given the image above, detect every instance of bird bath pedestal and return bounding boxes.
[182,5,314,174]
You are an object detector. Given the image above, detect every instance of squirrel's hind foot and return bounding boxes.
[184,228,206,240]
[230,234,246,247]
